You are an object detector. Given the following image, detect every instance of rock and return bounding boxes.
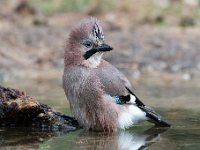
[0,85,79,131]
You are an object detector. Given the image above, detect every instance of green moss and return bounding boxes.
[29,0,92,14]
[27,0,127,15]
[25,1,200,27]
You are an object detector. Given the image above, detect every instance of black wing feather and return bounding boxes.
[125,87,171,127]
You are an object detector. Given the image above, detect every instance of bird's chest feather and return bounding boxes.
[63,67,89,99]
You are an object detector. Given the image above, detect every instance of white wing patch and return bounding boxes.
[118,105,147,129]
[129,94,136,104]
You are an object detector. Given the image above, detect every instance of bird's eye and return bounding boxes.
[83,40,92,48]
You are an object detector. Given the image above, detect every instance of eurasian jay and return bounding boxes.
[63,18,170,132]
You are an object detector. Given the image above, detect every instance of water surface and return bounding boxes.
[1,76,200,150]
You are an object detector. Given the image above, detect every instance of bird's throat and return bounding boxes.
[83,49,98,59]
[83,53,103,68]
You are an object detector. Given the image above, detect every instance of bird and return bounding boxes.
[63,18,171,132]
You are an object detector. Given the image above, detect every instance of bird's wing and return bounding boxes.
[118,70,132,89]
[125,87,171,127]
[97,61,171,127]
[96,61,131,96]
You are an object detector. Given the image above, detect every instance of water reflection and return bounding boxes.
[2,108,200,150]
[68,127,167,150]
[1,78,200,149]
[40,127,168,150]
[0,127,68,149]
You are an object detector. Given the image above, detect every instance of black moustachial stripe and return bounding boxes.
[125,87,171,127]
[83,49,98,59]
[83,44,112,59]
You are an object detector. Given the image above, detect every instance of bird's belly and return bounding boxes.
[118,105,147,129]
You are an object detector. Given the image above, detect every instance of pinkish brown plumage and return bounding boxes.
[64,18,103,66]
[63,18,170,132]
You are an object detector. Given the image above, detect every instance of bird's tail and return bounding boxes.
[141,106,171,127]
[125,87,171,127]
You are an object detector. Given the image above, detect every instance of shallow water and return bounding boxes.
[1,76,200,150]
[40,110,200,150]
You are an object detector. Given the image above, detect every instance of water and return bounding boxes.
[1,75,200,150]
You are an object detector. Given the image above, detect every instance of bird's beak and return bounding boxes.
[96,43,113,52]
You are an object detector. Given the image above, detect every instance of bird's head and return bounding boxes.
[64,18,113,67]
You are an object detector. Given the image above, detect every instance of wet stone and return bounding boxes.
[0,85,79,131]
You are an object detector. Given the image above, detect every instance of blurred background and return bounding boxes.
[0,0,200,110]
[1,1,200,149]
[0,0,200,112]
